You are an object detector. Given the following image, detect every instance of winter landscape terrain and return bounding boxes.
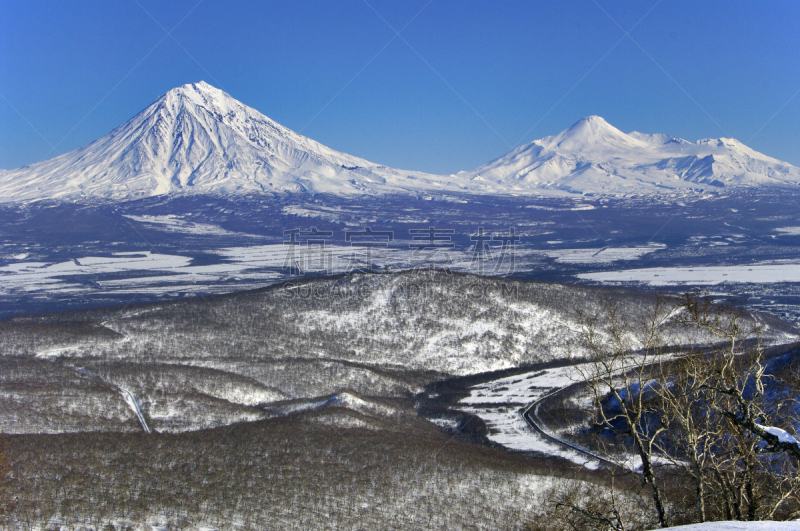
[2,83,800,322]
[1,82,799,201]
[2,82,800,530]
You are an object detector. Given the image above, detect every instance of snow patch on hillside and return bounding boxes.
[123,214,260,237]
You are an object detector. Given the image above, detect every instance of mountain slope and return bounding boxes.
[462,116,800,195]
[1,84,799,202]
[0,82,458,201]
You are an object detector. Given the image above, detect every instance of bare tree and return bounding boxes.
[672,293,800,521]
[525,475,653,531]
[572,291,800,526]
[550,478,629,531]
[649,351,713,523]
[570,295,677,528]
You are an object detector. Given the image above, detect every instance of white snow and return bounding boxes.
[0,81,465,202]
[1,85,798,202]
[459,115,800,196]
[455,364,602,467]
[0,251,193,294]
[119,386,151,434]
[123,214,261,237]
[543,244,665,263]
[0,240,542,304]
[763,425,800,446]
[579,261,800,285]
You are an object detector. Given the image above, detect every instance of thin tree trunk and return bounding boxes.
[631,428,668,527]
[696,475,706,523]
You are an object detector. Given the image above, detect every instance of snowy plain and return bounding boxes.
[579,261,800,285]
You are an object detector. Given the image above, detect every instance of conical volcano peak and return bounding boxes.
[189,80,216,91]
[0,82,457,201]
[152,81,297,148]
[168,81,227,99]
[564,116,619,137]
[542,115,646,152]
[573,115,610,127]
[161,81,240,117]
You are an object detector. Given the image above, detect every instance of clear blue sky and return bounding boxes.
[1,0,798,174]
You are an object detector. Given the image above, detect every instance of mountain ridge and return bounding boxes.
[1,82,798,202]
[462,115,800,194]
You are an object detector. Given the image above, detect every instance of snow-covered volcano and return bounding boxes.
[0,82,455,202]
[461,115,800,194]
[1,83,798,202]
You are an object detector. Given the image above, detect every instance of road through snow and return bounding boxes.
[454,364,604,468]
[521,389,612,467]
[118,386,152,434]
[72,366,152,434]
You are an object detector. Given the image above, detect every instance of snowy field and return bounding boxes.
[454,364,602,467]
[0,252,192,293]
[4,187,800,326]
[0,250,281,298]
[579,261,800,285]
[122,214,263,237]
[775,227,800,236]
[0,236,680,308]
[544,243,665,263]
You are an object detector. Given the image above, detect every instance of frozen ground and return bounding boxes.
[544,243,665,263]
[0,250,281,299]
[3,189,800,328]
[122,214,263,237]
[579,261,800,285]
[454,364,602,467]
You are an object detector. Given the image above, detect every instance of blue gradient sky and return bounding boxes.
[1,0,798,174]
